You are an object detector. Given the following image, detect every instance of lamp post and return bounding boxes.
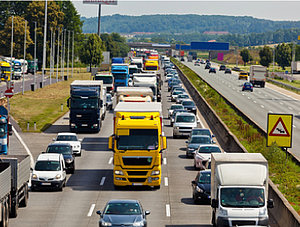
[42,0,48,88]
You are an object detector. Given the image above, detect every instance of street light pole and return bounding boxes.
[22,20,27,95]
[67,30,70,80]
[56,28,60,82]
[34,21,37,87]
[50,28,53,85]
[42,0,48,88]
[61,28,64,79]
[10,16,14,83]
[72,30,74,78]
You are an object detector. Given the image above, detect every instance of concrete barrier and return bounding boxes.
[173,61,300,227]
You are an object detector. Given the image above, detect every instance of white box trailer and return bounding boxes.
[249,65,267,87]
[211,153,273,227]
[133,77,158,102]
[116,87,153,103]
[0,163,11,225]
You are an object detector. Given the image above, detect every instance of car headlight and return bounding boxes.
[133,220,144,226]
[100,220,112,226]
[188,148,195,151]
[66,158,73,164]
[196,186,203,193]
[32,174,38,179]
[259,208,267,216]
[192,107,196,110]
[151,170,160,175]
[71,123,75,127]
[55,174,62,179]
[219,207,228,216]
[174,126,179,129]
[114,170,124,175]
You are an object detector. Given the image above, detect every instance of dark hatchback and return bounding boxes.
[242,82,253,92]
[219,65,226,71]
[191,170,211,203]
[209,67,216,73]
[97,199,150,227]
[224,68,231,74]
[46,143,75,174]
[181,100,197,114]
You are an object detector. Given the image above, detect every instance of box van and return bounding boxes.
[173,112,198,138]
[31,153,66,191]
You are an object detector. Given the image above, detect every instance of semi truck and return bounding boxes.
[68,80,104,132]
[93,73,114,94]
[133,77,158,102]
[249,65,267,87]
[116,87,153,103]
[130,57,143,71]
[0,155,31,222]
[111,64,129,90]
[0,61,11,82]
[0,106,11,155]
[144,60,159,71]
[27,59,38,74]
[211,153,274,227]
[109,102,167,189]
[291,61,300,73]
[112,57,124,64]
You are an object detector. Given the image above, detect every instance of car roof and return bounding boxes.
[176,112,195,116]
[191,135,210,138]
[192,128,210,132]
[57,132,77,136]
[199,169,211,174]
[198,144,220,148]
[171,104,183,107]
[48,143,71,147]
[107,199,139,204]
[37,153,61,161]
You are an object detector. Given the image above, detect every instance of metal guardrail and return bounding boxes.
[172,60,300,227]
[267,78,300,92]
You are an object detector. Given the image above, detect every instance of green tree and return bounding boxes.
[275,43,292,70]
[240,48,252,66]
[259,46,273,67]
[0,16,33,58]
[79,34,104,70]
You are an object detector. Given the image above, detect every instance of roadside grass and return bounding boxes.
[267,79,300,95]
[172,58,300,213]
[9,71,90,132]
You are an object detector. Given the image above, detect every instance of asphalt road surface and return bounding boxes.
[183,61,300,160]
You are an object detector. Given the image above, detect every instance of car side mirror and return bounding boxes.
[191,180,196,185]
[96,210,102,216]
[211,199,218,208]
[52,138,55,141]
[63,168,67,171]
[212,134,215,138]
[185,141,188,143]
[145,210,150,215]
[267,199,274,208]
[30,167,33,171]
[79,139,82,142]
[8,124,12,135]
[67,97,70,108]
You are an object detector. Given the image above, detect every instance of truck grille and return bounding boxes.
[179,127,192,130]
[127,171,148,176]
[128,178,146,183]
[122,157,152,166]
[232,221,256,226]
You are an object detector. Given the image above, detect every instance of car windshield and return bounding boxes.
[176,115,195,123]
[117,129,158,150]
[35,161,61,171]
[94,76,113,84]
[1,67,10,72]
[171,105,183,110]
[182,101,195,106]
[113,74,127,80]
[145,66,158,71]
[191,137,211,144]
[192,129,211,137]
[56,135,77,141]
[198,172,211,184]
[173,91,183,95]
[198,146,221,153]
[104,202,142,215]
[178,95,189,99]
[47,145,72,155]
[221,188,265,208]
[71,98,98,109]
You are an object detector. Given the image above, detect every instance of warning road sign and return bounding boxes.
[267,113,293,147]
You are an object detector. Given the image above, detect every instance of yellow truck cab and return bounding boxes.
[109,102,167,189]
[144,60,159,71]
[238,71,248,80]
[0,61,11,81]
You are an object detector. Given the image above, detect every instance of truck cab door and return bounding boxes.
[108,135,114,151]
[162,136,167,150]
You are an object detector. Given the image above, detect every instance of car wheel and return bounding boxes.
[153,185,160,190]
[71,168,75,174]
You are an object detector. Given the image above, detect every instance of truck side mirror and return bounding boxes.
[67,98,70,108]
[267,199,274,208]
[8,124,12,135]
[211,199,218,208]
[162,136,167,150]
[108,135,114,150]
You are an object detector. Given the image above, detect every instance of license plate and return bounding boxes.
[81,124,88,127]
[132,183,143,186]
[41,182,51,186]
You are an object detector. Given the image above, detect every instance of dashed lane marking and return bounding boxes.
[166,204,171,217]
[87,204,95,217]
[100,177,106,186]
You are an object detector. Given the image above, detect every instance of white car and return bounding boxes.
[168,104,184,118]
[31,153,66,191]
[176,94,190,104]
[53,132,82,156]
[173,112,198,138]
[194,144,222,170]
[171,90,184,102]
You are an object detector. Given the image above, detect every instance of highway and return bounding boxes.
[182,61,300,160]
[8,72,214,226]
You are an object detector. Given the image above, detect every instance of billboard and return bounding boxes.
[190,42,229,51]
[83,0,117,5]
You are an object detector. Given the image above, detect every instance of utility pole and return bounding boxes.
[49,28,53,85]
[52,28,55,84]
[22,20,27,95]
[34,21,37,88]
[42,0,48,88]
[273,47,275,73]
[63,29,66,79]
[10,16,14,83]
[56,28,60,82]
[60,28,64,79]
[67,30,70,80]
[72,30,74,78]
[235,46,238,67]
[98,4,101,36]
[291,42,296,81]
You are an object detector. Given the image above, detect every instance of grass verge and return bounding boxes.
[172,58,300,213]
[9,71,90,132]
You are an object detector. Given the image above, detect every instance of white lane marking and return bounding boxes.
[108,157,113,165]
[87,204,96,217]
[100,177,106,186]
[164,177,168,187]
[247,96,251,99]
[253,100,257,103]
[166,204,171,217]
[242,93,245,96]
[269,110,273,113]
[163,158,167,165]
[196,116,204,128]
[267,87,298,101]
[280,102,283,105]
[12,126,34,168]
[288,107,293,110]
[293,125,296,128]
[261,105,265,108]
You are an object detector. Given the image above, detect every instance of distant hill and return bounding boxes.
[81,14,300,34]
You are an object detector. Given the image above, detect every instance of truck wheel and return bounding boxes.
[20,184,28,207]
[0,202,5,227]
[5,201,9,227]
[10,202,18,218]
[153,185,160,190]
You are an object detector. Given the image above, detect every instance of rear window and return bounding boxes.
[176,115,195,123]
[171,105,184,110]
[198,146,221,153]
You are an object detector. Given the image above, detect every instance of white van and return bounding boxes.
[31,153,67,191]
[173,112,198,138]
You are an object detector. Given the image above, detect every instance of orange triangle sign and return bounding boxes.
[269,117,290,137]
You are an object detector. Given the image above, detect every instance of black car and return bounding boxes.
[224,68,232,74]
[168,79,181,92]
[205,63,211,69]
[219,65,226,71]
[181,100,197,114]
[180,57,185,61]
[191,170,211,203]
[46,143,75,174]
[209,67,216,73]
[97,200,150,227]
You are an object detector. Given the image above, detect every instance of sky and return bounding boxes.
[71,1,300,21]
